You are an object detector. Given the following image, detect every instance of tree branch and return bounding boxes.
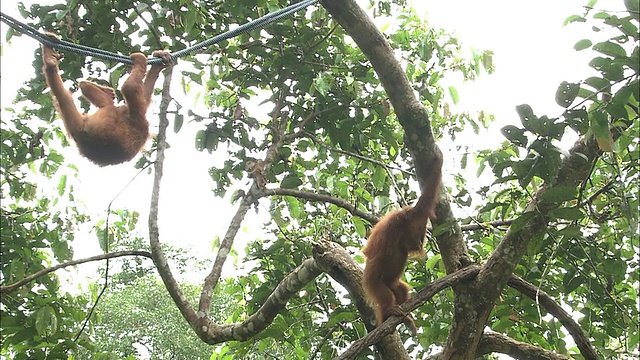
[148,65,201,329]
[259,187,378,224]
[335,265,481,360]
[476,332,571,360]
[460,219,515,231]
[197,258,323,342]
[507,275,599,360]
[312,239,410,360]
[0,250,152,294]
[303,131,414,176]
[198,89,291,320]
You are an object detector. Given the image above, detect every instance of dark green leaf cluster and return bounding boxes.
[1,108,92,357]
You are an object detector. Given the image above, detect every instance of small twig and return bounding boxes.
[260,187,378,224]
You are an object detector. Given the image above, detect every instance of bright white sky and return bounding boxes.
[0,0,621,277]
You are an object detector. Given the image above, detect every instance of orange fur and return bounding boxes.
[41,34,171,166]
[362,147,443,334]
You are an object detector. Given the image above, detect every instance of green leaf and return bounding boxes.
[509,211,538,233]
[548,207,584,221]
[281,175,303,189]
[515,104,537,132]
[448,86,459,105]
[608,82,635,120]
[589,110,614,152]
[574,39,592,51]
[482,50,494,73]
[352,217,367,238]
[563,273,583,293]
[500,125,528,147]
[584,76,611,92]
[57,175,67,196]
[593,41,627,58]
[564,108,589,134]
[425,253,442,270]
[539,186,577,203]
[194,130,206,151]
[205,132,217,154]
[286,197,302,219]
[563,14,586,25]
[174,114,184,133]
[372,166,386,189]
[492,317,512,332]
[555,81,580,108]
[626,0,640,12]
[589,57,624,81]
[313,74,332,97]
[35,306,58,337]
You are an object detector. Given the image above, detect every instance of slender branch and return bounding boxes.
[148,65,200,328]
[309,324,340,360]
[285,106,342,140]
[259,187,378,224]
[569,74,637,112]
[460,219,515,231]
[312,239,410,360]
[308,23,339,53]
[579,178,615,206]
[197,185,258,314]
[476,332,571,360]
[304,131,413,176]
[507,275,599,360]
[199,90,290,315]
[262,187,516,233]
[133,7,163,49]
[0,250,152,294]
[335,265,481,360]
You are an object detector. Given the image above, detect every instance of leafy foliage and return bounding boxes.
[81,275,232,360]
[1,101,92,356]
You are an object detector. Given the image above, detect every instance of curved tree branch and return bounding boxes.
[476,332,571,360]
[198,258,322,342]
[260,187,378,224]
[197,90,290,317]
[508,275,599,360]
[193,239,409,359]
[0,250,152,294]
[312,239,410,360]
[148,65,201,329]
[335,265,481,360]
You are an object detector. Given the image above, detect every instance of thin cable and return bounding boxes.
[171,0,320,58]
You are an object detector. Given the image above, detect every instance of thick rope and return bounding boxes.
[1,12,133,63]
[0,0,319,65]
